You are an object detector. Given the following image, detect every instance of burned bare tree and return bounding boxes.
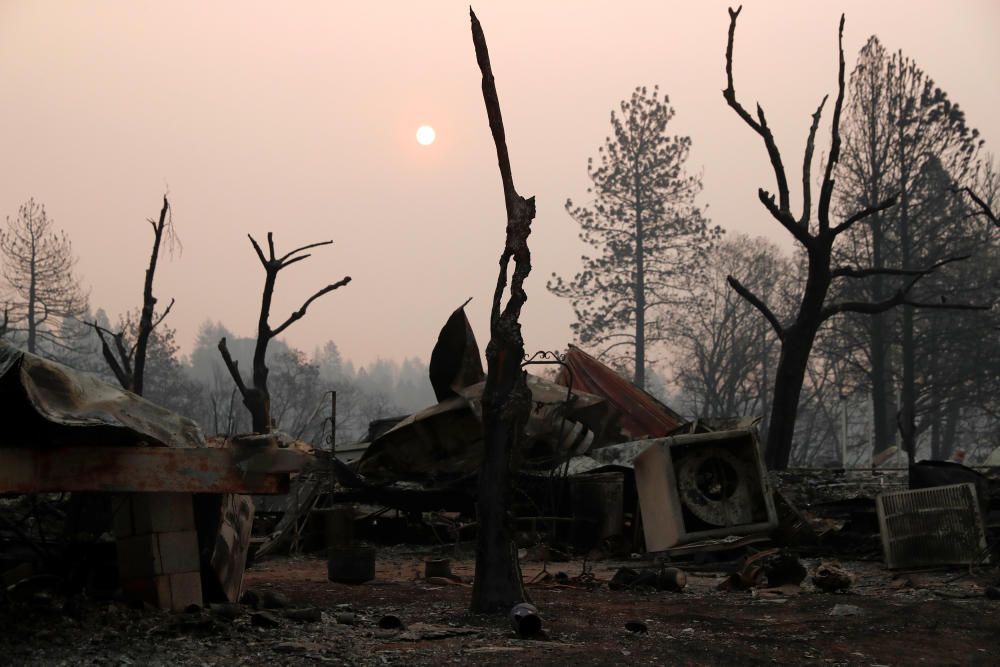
[0,198,89,357]
[93,196,176,394]
[469,8,533,614]
[218,233,350,434]
[723,7,981,469]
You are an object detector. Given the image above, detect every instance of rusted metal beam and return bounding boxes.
[0,446,298,494]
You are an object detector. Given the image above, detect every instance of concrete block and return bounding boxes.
[157,530,200,574]
[121,573,174,609]
[116,534,162,579]
[113,493,196,537]
[167,571,203,610]
[120,572,202,611]
[112,495,135,537]
[134,493,196,534]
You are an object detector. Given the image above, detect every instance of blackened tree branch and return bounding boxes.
[279,240,334,264]
[150,297,175,331]
[92,323,131,389]
[726,275,784,340]
[270,277,352,338]
[956,187,999,227]
[132,196,172,395]
[832,193,899,235]
[93,196,175,395]
[822,255,974,320]
[833,265,936,279]
[800,95,828,225]
[816,14,846,230]
[724,5,791,214]
[217,337,248,396]
[758,189,811,245]
[249,234,268,266]
[221,233,350,433]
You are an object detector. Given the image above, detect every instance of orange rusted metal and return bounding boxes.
[555,345,686,439]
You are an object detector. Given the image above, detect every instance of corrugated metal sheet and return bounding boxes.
[555,345,686,439]
[355,374,610,483]
[0,341,205,448]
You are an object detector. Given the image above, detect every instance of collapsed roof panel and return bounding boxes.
[428,302,485,403]
[0,341,205,448]
[355,374,612,483]
[555,345,686,439]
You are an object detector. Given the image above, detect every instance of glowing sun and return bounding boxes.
[416,125,436,146]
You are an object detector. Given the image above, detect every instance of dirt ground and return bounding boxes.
[3,546,998,666]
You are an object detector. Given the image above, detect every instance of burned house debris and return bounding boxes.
[1,3,998,664]
[0,341,314,611]
[1,198,996,659]
[3,303,999,664]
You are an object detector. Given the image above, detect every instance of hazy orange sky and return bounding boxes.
[1,1,997,368]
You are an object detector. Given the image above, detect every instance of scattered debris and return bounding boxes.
[829,604,864,617]
[876,483,988,569]
[282,607,323,623]
[395,623,480,641]
[812,561,855,593]
[625,620,649,634]
[328,545,376,584]
[377,614,405,630]
[763,552,807,587]
[609,566,687,592]
[509,602,542,637]
[250,610,282,628]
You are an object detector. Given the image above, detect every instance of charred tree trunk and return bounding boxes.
[941,402,960,460]
[868,214,897,456]
[929,401,943,460]
[722,7,979,469]
[469,8,533,614]
[219,233,350,434]
[27,235,36,354]
[92,196,175,395]
[764,242,832,468]
[897,184,918,460]
[634,197,646,389]
[132,197,171,396]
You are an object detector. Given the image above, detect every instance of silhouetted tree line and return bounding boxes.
[556,11,997,467]
[2,11,996,468]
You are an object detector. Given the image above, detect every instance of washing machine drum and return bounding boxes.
[675,447,756,526]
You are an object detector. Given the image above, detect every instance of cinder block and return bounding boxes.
[167,571,203,611]
[120,572,202,611]
[112,496,135,537]
[157,530,200,574]
[113,493,196,537]
[116,534,162,579]
[134,493,197,534]
[121,573,173,608]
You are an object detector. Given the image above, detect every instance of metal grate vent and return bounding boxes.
[876,483,988,570]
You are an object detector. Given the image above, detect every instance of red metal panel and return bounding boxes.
[555,345,685,439]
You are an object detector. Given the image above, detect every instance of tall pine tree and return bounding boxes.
[549,86,720,388]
